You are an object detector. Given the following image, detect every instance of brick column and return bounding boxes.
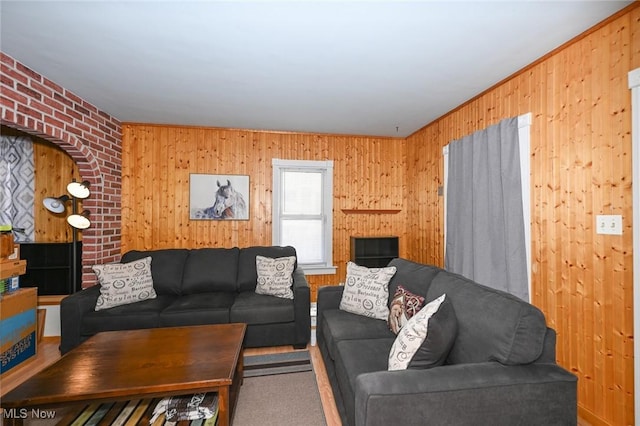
[0,52,122,288]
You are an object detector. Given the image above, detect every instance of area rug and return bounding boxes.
[233,370,326,426]
[243,350,312,377]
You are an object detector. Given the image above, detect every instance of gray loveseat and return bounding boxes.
[60,245,310,354]
[317,258,577,426]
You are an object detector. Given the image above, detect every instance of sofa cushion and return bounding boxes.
[93,256,157,311]
[122,249,190,296]
[387,258,441,307]
[388,294,457,370]
[159,293,235,326]
[427,271,547,365]
[81,295,174,336]
[339,262,396,320]
[387,284,425,334]
[231,291,295,324]
[407,295,458,369]
[237,246,298,292]
[182,248,240,294]
[321,309,394,361]
[334,338,395,426]
[255,255,296,299]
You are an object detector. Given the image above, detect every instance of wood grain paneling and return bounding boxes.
[33,140,82,242]
[121,125,407,300]
[1,126,81,242]
[407,5,639,425]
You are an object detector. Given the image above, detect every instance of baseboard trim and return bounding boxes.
[579,405,610,426]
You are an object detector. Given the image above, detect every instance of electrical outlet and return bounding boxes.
[596,215,622,235]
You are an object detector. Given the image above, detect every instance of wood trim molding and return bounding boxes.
[37,295,65,306]
[341,209,401,214]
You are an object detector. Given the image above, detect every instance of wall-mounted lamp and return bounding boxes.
[43,179,91,293]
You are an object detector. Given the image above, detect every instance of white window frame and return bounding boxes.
[272,158,337,275]
[628,67,640,419]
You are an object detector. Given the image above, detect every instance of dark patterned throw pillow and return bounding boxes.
[388,285,425,334]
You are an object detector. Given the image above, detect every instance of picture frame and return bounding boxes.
[189,174,250,220]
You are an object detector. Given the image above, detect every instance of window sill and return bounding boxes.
[301,265,337,275]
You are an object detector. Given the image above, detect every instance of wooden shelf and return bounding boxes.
[38,295,66,306]
[341,209,401,214]
[0,259,26,280]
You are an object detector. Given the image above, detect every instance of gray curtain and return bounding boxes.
[0,135,35,241]
[444,116,528,300]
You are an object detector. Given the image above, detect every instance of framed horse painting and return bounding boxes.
[189,174,250,220]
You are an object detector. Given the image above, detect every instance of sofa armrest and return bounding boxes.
[317,285,344,323]
[316,285,344,348]
[317,285,344,312]
[292,267,311,347]
[538,327,557,363]
[60,285,101,354]
[354,362,577,426]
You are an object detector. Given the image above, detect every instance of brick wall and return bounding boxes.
[0,52,122,288]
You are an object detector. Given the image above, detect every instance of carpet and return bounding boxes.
[233,371,326,426]
[243,350,312,377]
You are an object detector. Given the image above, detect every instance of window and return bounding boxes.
[272,159,336,275]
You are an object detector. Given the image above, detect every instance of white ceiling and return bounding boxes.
[0,1,632,137]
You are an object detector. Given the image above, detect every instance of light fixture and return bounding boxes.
[67,180,90,199]
[43,195,70,214]
[43,179,92,293]
[67,210,91,230]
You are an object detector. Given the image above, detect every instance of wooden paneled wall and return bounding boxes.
[407,5,639,425]
[1,126,80,242]
[121,125,407,299]
[33,140,82,242]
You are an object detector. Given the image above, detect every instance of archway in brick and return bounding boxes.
[1,119,105,288]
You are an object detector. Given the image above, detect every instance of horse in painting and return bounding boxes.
[202,179,247,219]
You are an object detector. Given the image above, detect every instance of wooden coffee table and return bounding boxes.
[1,323,246,425]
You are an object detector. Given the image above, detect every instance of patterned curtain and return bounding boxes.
[0,135,35,241]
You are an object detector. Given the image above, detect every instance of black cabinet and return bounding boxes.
[350,236,399,268]
[19,241,82,295]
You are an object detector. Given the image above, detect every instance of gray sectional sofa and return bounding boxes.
[317,258,577,426]
[60,246,310,354]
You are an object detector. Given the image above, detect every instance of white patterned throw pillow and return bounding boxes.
[255,255,296,299]
[339,261,397,320]
[388,294,457,370]
[93,256,157,311]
